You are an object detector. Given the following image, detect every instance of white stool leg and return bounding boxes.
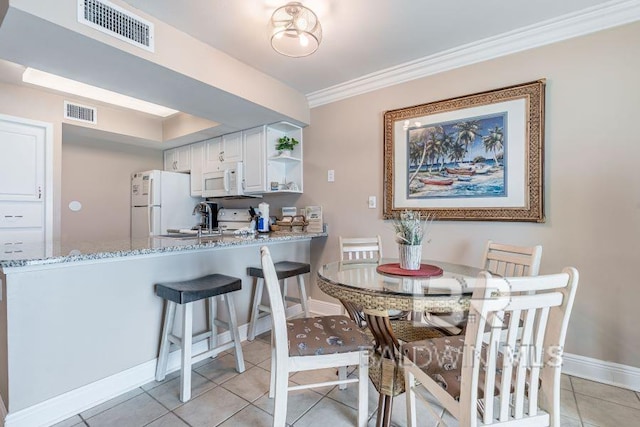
[338,366,347,390]
[297,274,310,317]
[248,277,264,341]
[224,293,245,373]
[358,351,369,427]
[281,279,288,309]
[155,301,176,381]
[208,297,218,351]
[180,302,193,403]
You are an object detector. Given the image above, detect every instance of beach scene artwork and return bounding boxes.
[406,113,507,199]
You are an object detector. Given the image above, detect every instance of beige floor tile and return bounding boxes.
[561,388,581,420]
[576,393,640,426]
[294,396,360,426]
[173,386,249,427]
[253,386,323,425]
[560,415,583,427]
[80,387,144,419]
[146,371,216,410]
[241,339,273,365]
[145,412,190,427]
[50,415,84,427]
[571,377,640,409]
[221,365,272,402]
[289,367,343,394]
[194,352,244,384]
[142,370,180,392]
[258,357,272,371]
[382,388,443,427]
[84,393,168,427]
[217,404,274,427]
[561,374,573,391]
[326,377,378,417]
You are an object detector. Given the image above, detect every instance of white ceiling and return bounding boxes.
[122,0,618,95]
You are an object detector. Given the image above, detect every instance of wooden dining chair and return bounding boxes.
[260,246,372,427]
[339,235,383,262]
[403,268,579,427]
[424,240,543,336]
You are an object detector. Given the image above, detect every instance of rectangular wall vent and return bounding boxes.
[78,0,154,52]
[64,101,97,124]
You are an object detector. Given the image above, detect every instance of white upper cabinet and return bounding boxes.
[243,126,267,193]
[164,145,191,172]
[189,141,204,197]
[204,136,223,172]
[221,131,243,163]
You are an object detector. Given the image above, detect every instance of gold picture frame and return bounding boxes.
[383,80,545,222]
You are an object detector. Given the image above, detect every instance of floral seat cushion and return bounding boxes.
[401,336,509,401]
[287,315,372,357]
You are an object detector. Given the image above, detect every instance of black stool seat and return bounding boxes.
[156,274,241,304]
[247,261,310,280]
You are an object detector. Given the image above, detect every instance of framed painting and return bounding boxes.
[383,80,545,222]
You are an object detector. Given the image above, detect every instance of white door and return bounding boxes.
[0,117,45,201]
[222,132,243,163]
[243,126,266,193]
[0,114,52,245]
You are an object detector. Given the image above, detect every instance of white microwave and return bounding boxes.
[202,162,245,198]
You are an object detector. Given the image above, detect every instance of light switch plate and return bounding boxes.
[368,196,376,208]
[327,169,335,182]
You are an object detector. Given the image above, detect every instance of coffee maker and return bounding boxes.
[192,202,218,231]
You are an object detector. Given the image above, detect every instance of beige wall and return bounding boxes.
[61,138,161,242]
[299,22,640,367]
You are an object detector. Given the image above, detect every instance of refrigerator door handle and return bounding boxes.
[148,206,153,236]
[148,176,155,206]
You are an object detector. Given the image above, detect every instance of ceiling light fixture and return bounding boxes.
[22,68,179,117]
[269,2,322,58]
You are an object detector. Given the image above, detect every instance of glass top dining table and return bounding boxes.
[317,258,484,427]
[317,258,484,314]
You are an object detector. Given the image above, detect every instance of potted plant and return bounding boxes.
[392,210,434,270]
[276,136,299,156]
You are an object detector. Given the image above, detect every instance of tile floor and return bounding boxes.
[52,332,640,427]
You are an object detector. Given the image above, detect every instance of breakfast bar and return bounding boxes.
[0,231,326,426]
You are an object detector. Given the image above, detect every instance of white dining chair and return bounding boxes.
[340,235,383,262]
[424,240,543,335]
[260,246,372,427]
[403,268,579,427]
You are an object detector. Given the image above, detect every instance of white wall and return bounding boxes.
[298,22,640,368]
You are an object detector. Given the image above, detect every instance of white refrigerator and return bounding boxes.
[131,170,200,238]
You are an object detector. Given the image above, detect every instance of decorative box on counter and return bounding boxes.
[274,215,308,232]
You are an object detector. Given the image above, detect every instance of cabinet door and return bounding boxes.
[190,142,204,196]
[221,131,243,163]
[243,126,266,193]
[176,145,191,172]
[203,137,222,172]
[164,149,177,171]
[0,118,45,201]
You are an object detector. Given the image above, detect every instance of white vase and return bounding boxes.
[279,150,292,157]
[398,244,422,270]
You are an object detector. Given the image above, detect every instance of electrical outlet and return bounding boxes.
[327,169,335,182]
[368,196,376,208]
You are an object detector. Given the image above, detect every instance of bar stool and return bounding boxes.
[155,274,245,402]
[247,261,310,340]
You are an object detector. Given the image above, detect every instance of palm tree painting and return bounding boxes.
[407,112,507,199]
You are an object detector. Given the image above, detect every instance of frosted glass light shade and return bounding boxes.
[270,2,322,57]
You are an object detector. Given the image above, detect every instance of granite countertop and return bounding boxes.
[0,231,327,270]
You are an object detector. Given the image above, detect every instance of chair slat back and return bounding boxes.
[460,268,578,426]
[340,236,383,262]
[260,247,289,365]
[482,240,542,278]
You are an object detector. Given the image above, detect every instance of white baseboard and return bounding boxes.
[308,297,344,316]
[563,352,640,392]
[2,304,301,427]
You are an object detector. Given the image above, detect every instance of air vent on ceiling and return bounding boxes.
[77,0,154,52]
[64,101,97,124]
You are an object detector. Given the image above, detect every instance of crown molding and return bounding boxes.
[307,0,640,108]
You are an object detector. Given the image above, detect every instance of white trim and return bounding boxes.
[1,305,301,427]
[307,0,640,107]
[563,352,640,392]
